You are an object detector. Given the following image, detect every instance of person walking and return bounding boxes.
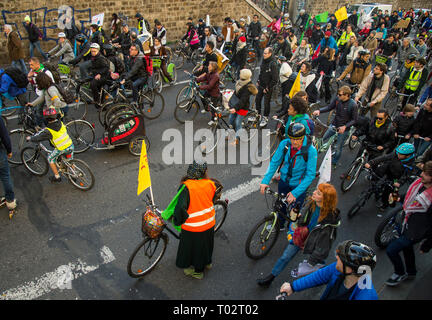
[23,15,48,61]
[4,25,27,74]
[173,161,220,280]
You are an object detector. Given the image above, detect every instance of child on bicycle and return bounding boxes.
[26,107,74,183]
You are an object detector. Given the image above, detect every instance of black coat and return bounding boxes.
[354,117,396,150]
[319,98,358,129]
[248,21,262,38]
[70,41,91,64]
[231,46,247,68]
[64,24,80,42]
[90,53,110,78]
[274,40,292,60]
[25,23,42,43]
[124,53,148,81]
[112,31,131,56]
[411,108,432,138]
[393,113,415,136]
[258,56,279,89]
[312,55,336,75]
[368,152,417,184]
[311,29,324,47]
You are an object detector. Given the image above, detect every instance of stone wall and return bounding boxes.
[0,0,269,64]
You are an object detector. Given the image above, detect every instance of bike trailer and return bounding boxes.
[102,113,146,146]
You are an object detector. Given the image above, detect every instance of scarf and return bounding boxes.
[235,79,250,93]
[366,74,384,102]
[375,119,385,128]
[236,40,246,52]
[403,178,432,227]
[153,44,161,55]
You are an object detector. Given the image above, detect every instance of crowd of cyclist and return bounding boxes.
[1,5,432,300]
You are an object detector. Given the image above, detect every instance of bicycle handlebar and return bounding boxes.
[395,90,416,97]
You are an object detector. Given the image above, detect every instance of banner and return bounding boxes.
[274,17,281,32]
[289,72,301,99]
[206,15,210,27]
[91,13,104,26]
[335,6,348,22]
[312,44,321,60]
[298,14,311,44]
[315,12,328,23]
[318,146,332,185]
[137,140,151,196]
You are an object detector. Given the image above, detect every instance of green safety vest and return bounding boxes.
[337,31,355,47]
[405,67,422,91]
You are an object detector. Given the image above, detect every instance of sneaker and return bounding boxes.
[183,267,195,276]
[5,199,16,210]
[208,120,216,126]
[201,109,208,114]
[0,197,6,208]
[259,117,268,128]
[205,264,212,270]
[257,274,275,287]
[385,273,408,286]
[189,272,204,280]
[49,176,62,183]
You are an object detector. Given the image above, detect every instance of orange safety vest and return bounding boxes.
[182,179,216,232]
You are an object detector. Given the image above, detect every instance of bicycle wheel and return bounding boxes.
[127,233,168,278]
[8,129,34,165]
[245,215,280,260]
[190,50,200,66]
[128,135,151,156]
[172,51,185,69]
[340,159,364,192]
[140,91,165,120]
[21,146,49,176]
[176,85,195,106]
[374,208,402,249]
[214,200,228,233]
[348,134,360,150]
[1,97,19,117]
[104,103,136,128]
[66,120,95,154]
[384,93,399,120]
[241,112,259,142]
[200,123,222,154]
[64,98,88,121]
[153,71,163,93]
[174,99,199,123]
[65,159,95,191]
[347,193,368,218]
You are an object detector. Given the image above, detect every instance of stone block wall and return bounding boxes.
[0,0,269,64]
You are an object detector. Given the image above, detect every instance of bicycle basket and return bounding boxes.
[57,64,71,75]
[312,119,327,138]
[375,55,388,64]
[152,58,162,68]
[142,207,164,238]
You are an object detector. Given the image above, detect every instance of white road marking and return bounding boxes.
[0,246,115,300]
[222,177,262,204]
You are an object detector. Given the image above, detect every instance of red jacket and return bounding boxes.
[197,71,220,97]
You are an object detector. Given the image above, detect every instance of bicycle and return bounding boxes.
[127,194,228,278]
[328,80,359,125]
[310,115,339,155]
[245,188,295,260]
[254,117,285,163]
[151,55,177,93]
[374,204,405,248]
[384,90,416,121]
[172,40,200,69]
[20,142,95,191]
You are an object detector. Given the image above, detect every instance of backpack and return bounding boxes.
[277,135,313,174]
[143,55,153,76]
[3,67,28,88]
[52,83,75,104]
[305,118,315,135]
[43,63,61,84]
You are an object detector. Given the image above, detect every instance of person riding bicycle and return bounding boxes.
[47,32,74,64]
[338,50,371,86]
[279,240,378,300]
[120,44,150,105]
[196,61,221,125]
[88,43,111,108]
[182,22,200,52]
[260,122,318,230]
[274,35,293,61]
[111,24,132,64]
[257,183,339,287]
[351,109,396,161]
[69,34,92,78]
[365,143,417,211]
[384,161,432,286]
[393,104,416,144]
[150,37,174,84]
[396,38,419,71]
[130,31,144,55]
[27,57,54,98]
[397,57,429,107]
[354,62,390,118]
[152,19,167,45]
[376,34,398,70]
[102,43,125,77]
[406,98,432,157]
[89,24,106,47]
[193,41,218,77]
[26,107,74,183]
[289,38,310,73]
[247,15,262,59]
[312,47,336,104]
[230,36,247,79]
[312,85,358,168]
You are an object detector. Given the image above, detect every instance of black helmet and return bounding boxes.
[287,123,306,140]
[102,43,114,55]
[407,53,417,60]
[135,13,143,19]
[278,55,287,62]
[187,160,208,180]
[336,240,377,275]
[75,34,86,42]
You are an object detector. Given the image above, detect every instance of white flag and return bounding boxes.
[91,13,104,26]
[315,73,323,92]
[206,15,210,27]
[318,146,332,185]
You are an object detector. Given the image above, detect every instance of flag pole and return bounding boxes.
[149,185,155,206]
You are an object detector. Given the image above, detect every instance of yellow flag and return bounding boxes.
[335,6,348,22]
[137,140,151,196]
[289,72,301,99]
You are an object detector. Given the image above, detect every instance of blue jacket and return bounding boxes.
[262,137,317,199]
[292,262,379,300]
[376,27,387,40]
[317,36,338,54]
[284,114,312,137]
[420,85,432,104]
[0,69,27,98]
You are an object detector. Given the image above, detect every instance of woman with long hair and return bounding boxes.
[257,183,340,287]
[312,47,336,103]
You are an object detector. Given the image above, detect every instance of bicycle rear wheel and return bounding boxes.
[176,86,195,107]
[172,51,185,69]
[65,159,95,191]
[127,233,168,278]
[1,97,19,117]
[153,71,163,93]
[340,159,363,192]
[21,146,49,176]
[66,120,95,154]
[245,215,280,260]
[374,208,402,248]
[347,193,368,218]
[214,200,228,233]
[64,98,88,121]
[139,91,165,120]
[8,129,34,165]
[174,99,199,123]
[200,123,222,154]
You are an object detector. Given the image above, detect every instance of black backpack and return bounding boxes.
[3,66,28,88]
[277,135,313,175]
[51,84,75,104]
[43,62,61,84]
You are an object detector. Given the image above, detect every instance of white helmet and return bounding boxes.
[284,13,289,18]
[58,32,66,38]
[300,9,305,14]
[90,43,100,50]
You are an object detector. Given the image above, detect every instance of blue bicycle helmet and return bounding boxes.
[396,143,415,162]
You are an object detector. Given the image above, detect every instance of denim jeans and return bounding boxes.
[414,138,431,157]
[278,178,307,227]
[79,60,92,80]
[0,148,15,202]
[12,59,27,74]
[322,125,349,165]
[228,113,245,138]
[271,243,300,276]
[132,77,148,102]
[29,41,48,60]
[386,235,418,276]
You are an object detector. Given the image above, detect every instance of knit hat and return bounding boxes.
[187,160,208,179]
[24,15,31,22]
[325,31,331,36]
[239,36,246,42]
[239,69,252,81]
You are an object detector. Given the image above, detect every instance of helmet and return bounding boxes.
[43,107,59,120]
[407,53,417,60]
[396,143,415,155]
[187,160,208,179]
[75,34,86,42]
[284,13,289,18]
[278,55,287,62]
[58,32,66,38]
[287,123,306,140]
[135,13,143,19]
[336,240,377,275]
[300,9,305,14]
[102,43,114,55]
[90,43,100,50]
[358,49,370,56]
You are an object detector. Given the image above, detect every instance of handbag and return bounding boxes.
[228,92,240,109]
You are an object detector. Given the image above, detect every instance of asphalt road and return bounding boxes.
[1,59,431,301]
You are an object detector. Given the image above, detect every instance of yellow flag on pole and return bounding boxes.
[137,140,151,196]
[335,6,348,22]
[289,72,301,99]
